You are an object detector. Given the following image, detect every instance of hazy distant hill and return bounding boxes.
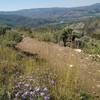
[0,14,54,27]
[0,3,100,26]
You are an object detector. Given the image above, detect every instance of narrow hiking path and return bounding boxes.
[16,37,100,96]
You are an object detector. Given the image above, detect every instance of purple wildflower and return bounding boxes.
[44,96,50,100]
[51,80,55,85]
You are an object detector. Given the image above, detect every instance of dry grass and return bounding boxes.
[16,37,100,98]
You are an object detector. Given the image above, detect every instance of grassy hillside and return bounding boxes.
[0,26,100,100]
[0,8,100,100]
[15,16,100,55]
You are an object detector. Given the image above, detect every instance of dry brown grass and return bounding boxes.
[16,37,100,97]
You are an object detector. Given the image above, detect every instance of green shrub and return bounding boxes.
[0,88,10,100]
[84,39,100,54]
[0,27,7,36]
[0,31,22,47]
[5,31,22,43]
[0,26,11,36]
[80,91,94,100]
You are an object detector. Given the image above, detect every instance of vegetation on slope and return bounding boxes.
[0,15,100,100]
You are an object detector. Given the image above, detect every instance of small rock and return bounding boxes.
[74,49,82,53]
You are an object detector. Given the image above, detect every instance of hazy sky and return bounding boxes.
[0,0,100,11]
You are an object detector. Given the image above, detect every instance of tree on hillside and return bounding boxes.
[61,28,73,47]
[0,26,11,36]
[60,28,84,48]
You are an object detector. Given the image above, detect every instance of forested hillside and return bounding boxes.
[0,3,100,27]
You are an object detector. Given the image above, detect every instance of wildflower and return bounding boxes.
[15,92,20,98]
[43,87,48,92]
[30,97,33,100]
[30,91,35,95]
[51,80,55,85]
[21,94,26,99]
[69,65,73,68]
[18,82,22,85]
[35,87,40,92]
[24,83,30,87]
[44,96,50,100]
[40,92,45,96]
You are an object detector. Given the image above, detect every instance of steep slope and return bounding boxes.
[16,37,100,96]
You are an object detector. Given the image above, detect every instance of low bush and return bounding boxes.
[84,39,100,54]
[0,31,22,47]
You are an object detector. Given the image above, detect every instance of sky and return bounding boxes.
[0,0,100,11]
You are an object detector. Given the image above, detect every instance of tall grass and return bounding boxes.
[0,27,99,100]
[0,42,81,100]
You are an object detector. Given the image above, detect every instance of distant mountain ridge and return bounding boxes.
[0,14,54,27]
[0,3,100,27]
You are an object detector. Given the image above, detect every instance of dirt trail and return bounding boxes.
[16,37,100,95]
